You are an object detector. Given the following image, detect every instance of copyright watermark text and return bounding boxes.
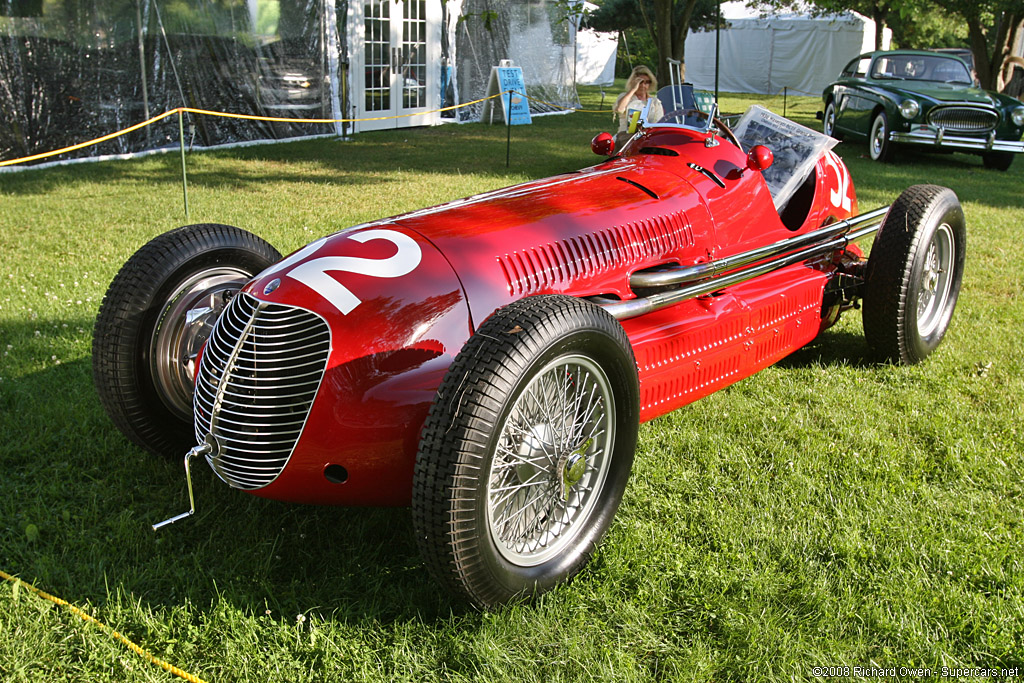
[811,666,1020,678]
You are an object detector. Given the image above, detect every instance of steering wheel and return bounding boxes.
[658,108,742,149]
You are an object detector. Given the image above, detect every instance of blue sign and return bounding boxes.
[497,67,531,125]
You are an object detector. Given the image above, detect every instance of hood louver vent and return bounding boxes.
[499,212,694,296]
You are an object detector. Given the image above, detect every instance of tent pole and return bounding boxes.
[179,110,190,219]
[714,0,720,103]
[136,0,151,147]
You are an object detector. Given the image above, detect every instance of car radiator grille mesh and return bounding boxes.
[193,292,330,490]
[498,211,695,296]
[927,106,998,133]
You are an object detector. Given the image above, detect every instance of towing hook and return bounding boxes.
[151,442,213,532]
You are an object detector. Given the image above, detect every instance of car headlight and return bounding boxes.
[899,100,920,120]
[1012,107,1024,127]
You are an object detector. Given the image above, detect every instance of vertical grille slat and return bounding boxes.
[927,106,998,133]
[194,292,330,490]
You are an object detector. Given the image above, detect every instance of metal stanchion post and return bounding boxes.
[178,109,190,219]
[506,90,512,168]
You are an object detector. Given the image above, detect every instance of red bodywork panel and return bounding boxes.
[201,128,857,506]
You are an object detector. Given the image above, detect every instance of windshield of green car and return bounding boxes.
[870,54,972,84]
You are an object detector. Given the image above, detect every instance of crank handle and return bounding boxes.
[152,443,211,531]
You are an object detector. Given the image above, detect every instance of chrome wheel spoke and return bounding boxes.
[486,354,616,566]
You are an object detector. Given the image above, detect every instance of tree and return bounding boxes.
[931,0,1023,90]
[588,0,719,87]
[753,0,1024,92]
[751,0,895,53]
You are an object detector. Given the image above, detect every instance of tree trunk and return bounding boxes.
[967,15,995,90]
[654,0,673,87]
[673,0,699,83]
[872,7,888,51]
[996,14,1022,91]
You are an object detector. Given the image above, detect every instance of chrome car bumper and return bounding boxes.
[890,129,1024,153]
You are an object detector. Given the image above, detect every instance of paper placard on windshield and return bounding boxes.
[731,105,837,210]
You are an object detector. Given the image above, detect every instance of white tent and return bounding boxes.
[683,2,892,96]
[574,2,618,86]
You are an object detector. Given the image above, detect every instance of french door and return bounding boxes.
[353,0,440,132]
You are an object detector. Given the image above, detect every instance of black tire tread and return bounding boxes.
[412,295,638,608]
[982,151,1014,171]
[92,224,280,457]
[862,185,964,364]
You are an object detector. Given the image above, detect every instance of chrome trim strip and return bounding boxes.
[629,206,888,289]
[598,205,889,321]
[890,130,1024,153]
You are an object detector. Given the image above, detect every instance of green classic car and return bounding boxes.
[819,50,1024,170]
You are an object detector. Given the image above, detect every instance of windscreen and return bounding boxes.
[870,54,972,84]
[644,85,715,132]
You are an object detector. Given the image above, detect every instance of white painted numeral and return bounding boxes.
[824,150,852,212]
[273,229,422,314]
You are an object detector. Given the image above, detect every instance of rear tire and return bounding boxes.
[93,224,281,457]
[982,151,1014,171]
[862,185,965,364]
[412,295,640,609]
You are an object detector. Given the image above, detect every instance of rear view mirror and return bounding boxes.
[591,132,615,156]
[747,145,774,172]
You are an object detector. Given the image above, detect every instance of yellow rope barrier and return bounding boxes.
[0,91,511,168]
[0,109,180,167]
[0,569,209,683]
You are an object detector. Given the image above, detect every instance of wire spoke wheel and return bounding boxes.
[413,295,639,608]
[487,354,615,566]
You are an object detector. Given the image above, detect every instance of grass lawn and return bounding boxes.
[0,85,1021,682]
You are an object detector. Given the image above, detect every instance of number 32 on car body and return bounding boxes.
[824,150,852,212]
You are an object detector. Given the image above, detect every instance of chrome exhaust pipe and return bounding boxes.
[597,205,889,321]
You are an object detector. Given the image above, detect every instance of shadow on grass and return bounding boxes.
[0,115,611,200]
[773,324,883,370]
[0,317,465,626]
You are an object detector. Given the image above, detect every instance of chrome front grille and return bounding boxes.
[927,106,998,133]
[194,292,330,490]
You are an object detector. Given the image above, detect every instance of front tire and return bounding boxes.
[412,295,640,609]
[93,224,281,457]
[869,110,893,162]
[982,151,1014,171]
[862,185,965,364]
[823,100,842,140]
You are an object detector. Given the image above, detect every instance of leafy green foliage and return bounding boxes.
[0,86,1021,681]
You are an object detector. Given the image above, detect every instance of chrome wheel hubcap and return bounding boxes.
[150,267,250,419]
[917,223,954,337]
[487,354,615,566]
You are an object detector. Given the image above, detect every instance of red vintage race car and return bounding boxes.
[93,85,966,609]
